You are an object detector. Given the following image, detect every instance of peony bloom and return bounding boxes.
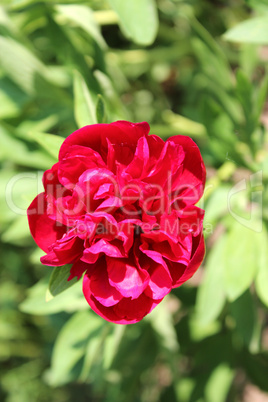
[27,121,206,324]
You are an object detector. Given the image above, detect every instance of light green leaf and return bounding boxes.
[147,296,179,352]
[73,70,97,128]
[30,132,64,160]
[0,169,42,225]
[255,229,268,307]
[205,364,234,402]
[0,36,47,94]
[47,265,77,301]
[223,15,268,44]
[55,5,106,49]
[20,276,87,315]
[103,325,125,369]
[224,223,258,301]
[0,125,56,169]
[1,215,31,245]
[196,235,227,325]
[108,0,158,45]
[204,186,231,225]
[47,310,104,386]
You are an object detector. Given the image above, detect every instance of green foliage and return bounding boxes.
[1,0,268,401]
[109,0,158,45]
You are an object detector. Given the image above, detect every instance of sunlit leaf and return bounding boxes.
[30,132,64,160]
[55,4,106,49]
[108,0,158,45]
[255,228,268,307]
[73,70,97,128]
[205,364,234,402]
[223,15,268,44]
[20,277,87,315]
[224,223,258,301]
[47,310,104,386]
[196,235,227,325]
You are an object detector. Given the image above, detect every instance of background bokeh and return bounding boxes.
[0,0,268,401]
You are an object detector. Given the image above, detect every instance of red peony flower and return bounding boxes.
[27,121,206,324]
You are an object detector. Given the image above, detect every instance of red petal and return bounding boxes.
[144,263,172,300]
[59,121,150,162]
[27,193,66,253]
[114,293,160,322]
[83,260,123,307]
[167,135,206,206]
[107,257,149,299]
[68,260,89,280]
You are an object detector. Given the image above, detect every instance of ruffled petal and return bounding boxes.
[175,232,205,286]
[83,260,123,307]
[167,135,206,206]
[41,234,84,266]
[27,193,66,253]
[59,121,149,162]
[144,263,172,300]
[107,257,149,299]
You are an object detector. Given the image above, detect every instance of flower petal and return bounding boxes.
[107,257,149,299]
[27,193,66,253]
[83,259,123,307]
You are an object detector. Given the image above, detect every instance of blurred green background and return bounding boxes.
[0,0,268,401]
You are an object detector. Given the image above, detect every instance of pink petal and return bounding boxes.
[82,239,126,264]
[107,257,149,299]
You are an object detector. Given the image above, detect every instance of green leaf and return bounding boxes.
[47,310,105,386]
[0,125,56,169]
[255,73,268,122]
[55,5,106,49]
[255,228,268,307]
[205,364,234,402]
[236,69,252,118]
[30,132,64,160]
[108,0,158,45]
[73,70,97,128]
[0,78,28,119]
[102,325,126,369]
[224,223,258,301]
[223,15,268,44]
[204,186,231,225]
[96,94,106,123]
[47,265,77,301]
[196,235,227,325]
[147,296,179,352]
[1,215,31,246]
[20,276,87,315]
[230,290,255,346]
[0,36,48,94]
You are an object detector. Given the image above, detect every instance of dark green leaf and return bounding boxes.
[47,265,77,300]
[95,94,106,124]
